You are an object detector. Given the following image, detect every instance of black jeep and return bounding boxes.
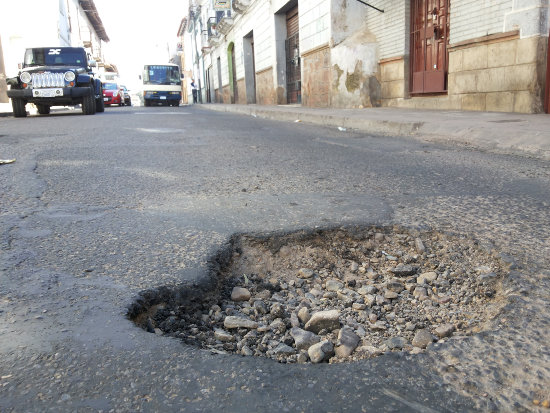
[7,47,104,117]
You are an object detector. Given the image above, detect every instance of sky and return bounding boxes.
[93,0,189,88]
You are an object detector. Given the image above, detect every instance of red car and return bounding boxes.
[102,82,124,106]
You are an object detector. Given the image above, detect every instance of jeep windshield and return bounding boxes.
[23,48,87,68]
[143,65,181,85]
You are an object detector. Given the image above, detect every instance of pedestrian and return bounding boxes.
[191,79,198,103]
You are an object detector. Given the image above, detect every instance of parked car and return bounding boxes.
[102,82,124,106]
[120,85,131,106]
[6,46,103,117]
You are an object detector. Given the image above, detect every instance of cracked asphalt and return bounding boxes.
[1,105,549,412]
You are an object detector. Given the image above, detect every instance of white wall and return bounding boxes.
[0,1,59,77]
[299,0,331,53]
[0,0,107,78]
[451,0,549,42]
[451,0,513,43]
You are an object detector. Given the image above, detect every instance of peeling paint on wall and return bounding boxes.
[331,26,379,108]
[345,61,362,92]
[333,64,344,89]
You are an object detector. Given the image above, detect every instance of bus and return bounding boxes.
[141,64,182,106]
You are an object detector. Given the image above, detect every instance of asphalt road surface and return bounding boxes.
[1,105,549,412]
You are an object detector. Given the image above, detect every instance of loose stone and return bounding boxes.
[290,312,300,327]
[270,303,286,318]
[290,327,321,350]
[435,323,456,338]
[273,343,295,356]
[412,329,434,348]
[224,316,258,330]
[298,268,315,279]
[415,238,425,253]
[214,329,235,342]
[386,280,405,293]
[384,290,399,300]
[241,346,254,356]
[305,310,341,334]
[390,264,418,277]
[417,272,438,284]
[148,226,505,365]
[308,340,335,363]
[384,336,408,350]
[326,279,344,292]
[270,319,286,334]
[335,326,360,357]
[297,307,311,324]
[231,287,251,302]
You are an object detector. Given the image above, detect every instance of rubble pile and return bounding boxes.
[145,227,506,364]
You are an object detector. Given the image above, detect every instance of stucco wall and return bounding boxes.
[330,27,380,108]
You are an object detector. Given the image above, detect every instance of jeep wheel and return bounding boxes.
[12,98,27,118]
[82,86,96,115]
[96,95,105,113]
[36,104,50,115]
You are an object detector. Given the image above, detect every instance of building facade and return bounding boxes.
[0,0,109,103]
[183,0,550,113]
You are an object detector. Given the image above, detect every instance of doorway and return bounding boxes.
[545,27,550,113]
[205,67,212,103]
[285,5,301,104]
[228,42,238,104]
[410,0,450,94]
[217,57,223,103]
[243,31,257,104]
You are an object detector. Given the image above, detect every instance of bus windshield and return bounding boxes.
[143,65,181,85]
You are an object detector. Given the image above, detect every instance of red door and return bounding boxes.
[411,0,450,94]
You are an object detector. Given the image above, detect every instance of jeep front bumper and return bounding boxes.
[7,87,93,100]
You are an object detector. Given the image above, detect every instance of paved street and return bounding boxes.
[1,105,549,412]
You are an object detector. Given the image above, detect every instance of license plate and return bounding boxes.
[160,96,167,100]
[33,88,63,98]
[104,98,109,101]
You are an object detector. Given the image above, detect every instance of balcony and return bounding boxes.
[232,0,251,14]
[216,16,234,34]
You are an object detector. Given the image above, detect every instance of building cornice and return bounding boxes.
[78,0,109,42]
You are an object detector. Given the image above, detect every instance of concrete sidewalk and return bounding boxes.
[0,102,11,116]
[200,104,550,161]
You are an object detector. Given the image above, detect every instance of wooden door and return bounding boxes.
[411,0,450,94]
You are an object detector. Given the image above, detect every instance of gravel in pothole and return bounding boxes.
[138,226,509,364]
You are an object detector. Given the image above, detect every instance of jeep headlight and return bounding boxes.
[64,71,76,82]
[20,72,32,83]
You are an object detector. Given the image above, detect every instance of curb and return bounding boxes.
[200,104,550,161]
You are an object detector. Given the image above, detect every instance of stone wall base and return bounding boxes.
[256,67,277,105]
[379,35,547,113]
[302,45,331,108]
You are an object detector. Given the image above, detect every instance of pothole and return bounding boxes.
[129,226,510,364]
